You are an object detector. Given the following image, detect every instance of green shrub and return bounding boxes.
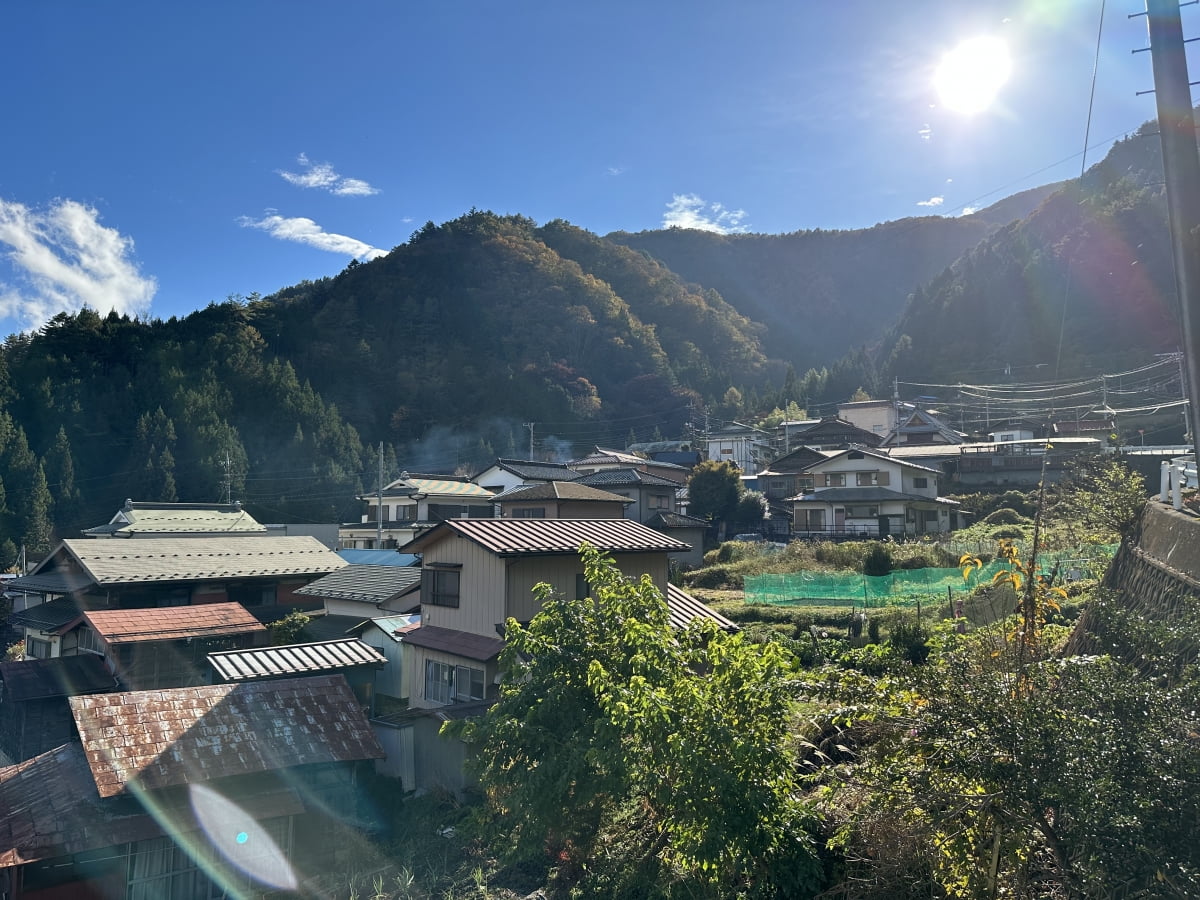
[980,507,1031,525]
[862,543,893,576]
[990,525,1027,540]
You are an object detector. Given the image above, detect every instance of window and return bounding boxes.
[798,475,815,493]
[512,507,546,517]
[425,660,485,704]
[855,471,890,486]
[825,473,846,487]
[422,566,461,608]
[797,508,825,530]
[576,573,590,600]
[77,627,104,655]
[650,494,671,509]
[912,476,929,489]
[25,636,51,659]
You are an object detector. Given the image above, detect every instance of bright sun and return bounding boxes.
[934,36,1012,115]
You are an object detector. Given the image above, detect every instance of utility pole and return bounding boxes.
[376,440,384,547]
[523,422,536,460]
[221,451,233,505]
[1146,0,1200,461]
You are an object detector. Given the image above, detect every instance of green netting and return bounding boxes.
[743,544,1117,607]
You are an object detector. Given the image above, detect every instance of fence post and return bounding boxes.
[1161,460,1172,502]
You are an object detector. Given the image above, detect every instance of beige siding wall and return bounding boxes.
[419,537,507,635]
[405,644,499,709]
[504,553,670,623]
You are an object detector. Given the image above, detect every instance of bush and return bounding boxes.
[980,507,1031,525]
[887,615,931,665]
[990,525,1027,540]
[862,543,893,577]
[685,565,738,589]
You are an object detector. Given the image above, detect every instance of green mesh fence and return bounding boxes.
[743,544,1117,607]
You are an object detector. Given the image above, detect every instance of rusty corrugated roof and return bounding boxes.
[44,536,346,585]
[0,743,305,867]
[84,602,267,644]
[402,518,691,556]
[70,674,384,798]
[208,638,386,681]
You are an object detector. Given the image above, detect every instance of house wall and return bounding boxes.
[504,552,670,623]
[417,540,506,635]
[812,454,940,499]
[404,645,499,710]
[359,629,405,701]
[837,401,896,435]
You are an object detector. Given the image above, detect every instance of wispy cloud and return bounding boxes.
[662,194,748,233]
[607,165,627,176]
[238,213,386,260]
[278,154,379,197]
[916,196,945,208]
[918,124,933,141]
[0,198,155,330]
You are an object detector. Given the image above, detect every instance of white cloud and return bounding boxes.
[278,153,379,196]
[961,206,978,216]
[662,194,748,233]
[607,165,627,176]
[239,213,386,260]
[916,196,945,207]
[0,198,155,330]
[918,124,933,141]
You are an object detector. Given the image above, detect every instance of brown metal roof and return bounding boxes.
[400,624,505,662]
[402,518,691,557]
[70,674,384,797]
[208,638,386,682]
[83,602,267,644]
[40,535,346,586]
[0,743,305,867]
[0,655,116,702]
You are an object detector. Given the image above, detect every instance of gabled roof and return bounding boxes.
[575,467,682,489]
[400,518,691,557]
[400,624,506,662]
[758,446,832,474]
[804,446,942,474]
[82,500,266,537]
[207,638,386,682]
[70,674,384,798]
[797,416,884,447]
[294,564,422,604]
[0,655,116,702]
[474,458,581,482]
[29,536,346,586]
[882,408,965,445]
[374,474,495,499]
[83,603,266,644]
[494,481,631,504]
[570,446,650,467]
[5,569,95,596]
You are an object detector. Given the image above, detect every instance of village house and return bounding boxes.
[380,517,732,794]
[472,457,582,498]
[703,422,773,474]
[6,536,345,660]
[789,446,960,538]
[573,468,681,523]
[569,446,690,484]
[791,416,884,450]
[81,499,268,539]
[340,473,496,549]
[0,675,383,899]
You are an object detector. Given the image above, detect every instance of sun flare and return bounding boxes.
[934,36,1012,115]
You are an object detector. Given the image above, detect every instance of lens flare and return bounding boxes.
[189,783,298,891]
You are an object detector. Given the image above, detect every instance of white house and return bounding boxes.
[788,446,958,538]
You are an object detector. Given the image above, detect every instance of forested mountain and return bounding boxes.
[606,182,1061,367]
[876,122,1180,385]
[0,124,1185,564]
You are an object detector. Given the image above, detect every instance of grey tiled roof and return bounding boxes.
[208,638,386,682]
[40,536,346,586]
[790,487,958,505]
[575,468,681,488]
[82,502,266,536]
[295,564,422,604]
[8,597,84,633]
[645,511,708,529]
[485,458,581,481]
[70,674,384,798]
[402,518,691,556]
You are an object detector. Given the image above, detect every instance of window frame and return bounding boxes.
[422,565,461,608]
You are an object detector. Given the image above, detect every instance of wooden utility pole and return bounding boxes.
[1146,0,1200,460]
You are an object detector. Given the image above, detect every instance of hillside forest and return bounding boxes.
[0,114,1187,564]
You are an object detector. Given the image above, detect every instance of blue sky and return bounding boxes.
[0,1,1180,337]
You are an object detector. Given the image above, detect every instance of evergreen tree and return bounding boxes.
[22,464,54,559]
[44,426,81,531]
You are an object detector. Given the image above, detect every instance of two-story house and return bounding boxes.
[569,447,690,484]
[573,468,681,523]
[789,447,959,538]
[493,481,630,519]
[341,474,495,549]
[472,458,582,497]
[704,423,773,474]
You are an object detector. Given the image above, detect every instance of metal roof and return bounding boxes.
[401,518,691,557]
[82,502,267,536]
[789,487,959,505]
[294,564,422,604]
[645,511,709,529]
[0,655,116,702]
[35,536,347,586]
[477,458,582,481]
[805,446,943,474]
[493,481,631,503]
[5,570,95,595]
[83,603,267,644]
[665,584,738,631]
[70,674,384,798]
[353,614,421,642]
[401,624,505,661]
[208,638,386,682]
